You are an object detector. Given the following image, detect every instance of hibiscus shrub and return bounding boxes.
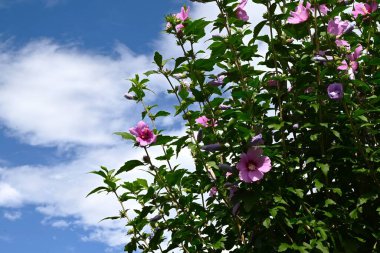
[89,1,380,252]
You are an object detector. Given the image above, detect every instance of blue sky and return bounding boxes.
[0,1,264,252]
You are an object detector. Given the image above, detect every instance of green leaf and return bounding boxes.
[154,110,171,118]
[154,51,163,67]
[317,162,329,176]
[114,132,135,141]
[86,186,109,197]
[116,160,145,175]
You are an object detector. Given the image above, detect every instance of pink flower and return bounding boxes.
[195,116,217,127]
[237,148,271,183]
[195,116,209,127]
[129,121,157,147]
[287,1,311,24]
[176,6,190,21]
[335,39,350,50]
[236,0,249,21]
[175,23,185,33]
[310,4,330,16]
[267,79,279,87]
[327,17,350,36]
[337,44,362,79]
[209,187,218,197]
[352,2,377,18]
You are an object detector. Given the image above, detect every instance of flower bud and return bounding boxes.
[143,155,150,163]
[149,215,162,222]
[232,202,240,216]
[218,163,233,172]
[207,168,216,181]
[201,143,223,152]
[196,129,203,143]
[124,93,136,100]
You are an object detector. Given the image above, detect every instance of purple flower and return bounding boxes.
[207,75,225,86]
[236,0,249,21]
[327,16,350,37]
[352,2,377,18]
[129,121,157,147]
[176,6,190,21]
[209,187,218,197]
[237,148,272,183]
[327,83,344,100]
[249,134,264,146]
[287,1,311,24]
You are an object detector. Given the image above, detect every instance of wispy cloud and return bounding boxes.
[3,210,22,221]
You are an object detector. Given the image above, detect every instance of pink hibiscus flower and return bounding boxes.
[352,1,378,18]
[129,121,157,147]
[237,148,271,183]
[236,0,249,21]
[176,6,190,21]
[287,1,311,24]
[195,116,217,127]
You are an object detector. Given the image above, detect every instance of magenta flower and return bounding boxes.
[327,17,350,37]
[352,2,377,18]
[195,116,217,127]
[327,83,344,100]
[129,121,157,147]
[209,187,218,197]
[287,1,311,24]
[176,6,190,21]
[237,148,271,183]
[236,0,249,21]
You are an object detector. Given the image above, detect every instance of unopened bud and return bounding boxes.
[124,93,136,100]
[196,129,203,143]
[232,202,240,216]
[201,143,223,152]
[149,215,162,222]
[219,104,232,110]
[143,155,150,163]
[218,163,233,172]
[207,168,216,181]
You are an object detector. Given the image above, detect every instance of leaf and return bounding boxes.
[116,160,145,175]
[114,132,135,141]
[154,110,171,118]
[154,51,163,67]
[317,162,329,176]
[86,186,109,197]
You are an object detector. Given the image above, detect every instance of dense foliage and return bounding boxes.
[89,0,380,252]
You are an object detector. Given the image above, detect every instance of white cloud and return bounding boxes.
[0,182,23,207]
[3,210,22,220]
[0,40,152,147]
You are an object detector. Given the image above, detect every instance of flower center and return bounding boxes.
[248,162,256,171]
[140,128,151,140]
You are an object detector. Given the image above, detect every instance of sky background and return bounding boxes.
[0,1,264,252]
